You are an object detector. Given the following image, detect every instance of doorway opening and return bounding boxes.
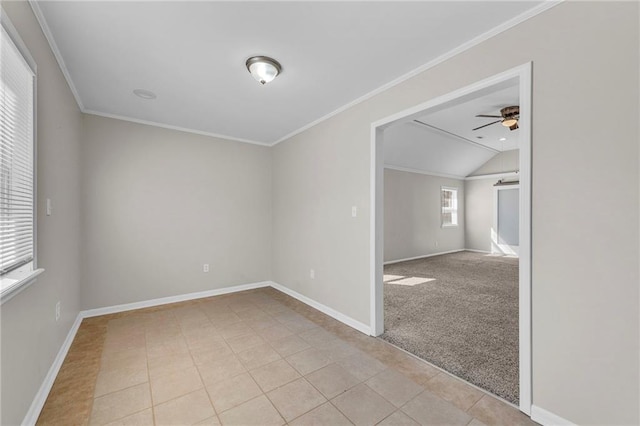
[370,63,532,414]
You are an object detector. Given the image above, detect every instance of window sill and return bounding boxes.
[442,224,459,228]
[1,265,44,305]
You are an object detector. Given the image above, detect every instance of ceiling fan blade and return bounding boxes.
[472,120,501,131]
[509,122,519,131]
[475,114,502,118]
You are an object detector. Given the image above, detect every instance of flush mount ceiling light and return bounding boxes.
[133,89,157,100]
[246,56,282,85]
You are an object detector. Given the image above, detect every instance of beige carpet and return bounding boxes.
[381,251,519,404]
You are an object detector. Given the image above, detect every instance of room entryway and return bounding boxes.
[370,64,532,413]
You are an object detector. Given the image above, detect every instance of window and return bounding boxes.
[1,19,40,300]
[441,187,458,227]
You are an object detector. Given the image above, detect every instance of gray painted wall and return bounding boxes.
[80,115,272,310]
[464,151,519,252]
[469,149,519,177]
[1,2,83,424]
[272,2,639,424]
[384,169,465,262]
[464,179,494,252]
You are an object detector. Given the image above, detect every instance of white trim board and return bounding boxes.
[384,249,465,265]
[370,62,533,416]
[23,279,372,424]
[28,1,84,111]
[27,0,561,148]
[384,165,465,180]
[28,0,267,148]
[81,281,271,318]
[82,110,269,147]
[272,1,561,145]
[22,314,83,426]
[465,171,519,181]
[411,120,499,154]
[531,405,576,426]
[270,281,371,335]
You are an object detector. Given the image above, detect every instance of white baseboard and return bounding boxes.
[269,281,372,336]
[463,248,491,253]
[81,281,271,318]
[384,249,465,265]
[24,278,372,424]
[22,313,83,426]
[531,405,575,426]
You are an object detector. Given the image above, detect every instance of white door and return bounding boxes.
[492,185,519,256]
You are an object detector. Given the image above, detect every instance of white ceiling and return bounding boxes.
[383,123,496,178]
[383,81,520,177]
[33,1,543,145]
[416,83,520,151]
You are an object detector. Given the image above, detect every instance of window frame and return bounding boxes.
[440,186,459,228]
[0,13,43,304]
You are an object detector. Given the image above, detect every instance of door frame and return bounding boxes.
[493,184,521,256]
[369,62,533,414]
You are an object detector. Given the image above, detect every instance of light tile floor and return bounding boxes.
[37,288,538,425]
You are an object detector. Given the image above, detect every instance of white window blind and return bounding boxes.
[1,26,36,275]
[441,187,458,227]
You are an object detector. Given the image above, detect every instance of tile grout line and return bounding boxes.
[42,288,518,425]
[177,303,217,422]
[266,288,476,426]
[193,297,275,421]
[145,311,156,425]
[90,323,150,424]
[188,300,230,424]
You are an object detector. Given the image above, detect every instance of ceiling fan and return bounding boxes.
[473,105,519,131]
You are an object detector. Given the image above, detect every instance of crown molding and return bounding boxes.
[28,0,85,111]
[270,0,562,146]
[27,0,562,148]
[384,164,465,180]
[83,110,270,147]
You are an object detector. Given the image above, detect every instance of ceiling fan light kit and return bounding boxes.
[246,56,282,85]
[473,105,520,131]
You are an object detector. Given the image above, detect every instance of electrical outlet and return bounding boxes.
[351,206,357,217]
[46,198,53,216]
[203,264,209,273]
[310,269,315,279]
[435,241,439,248]
[55,301,60,321]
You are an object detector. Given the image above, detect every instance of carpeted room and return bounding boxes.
[383,251,519,403]
[381,90,523,404]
